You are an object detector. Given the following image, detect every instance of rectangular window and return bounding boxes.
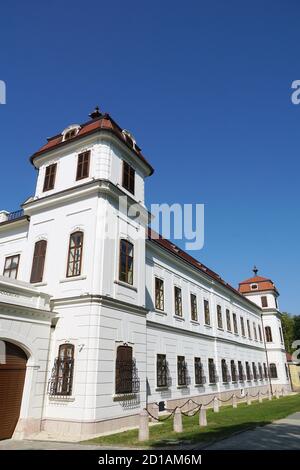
[177,356,187,386]
[226,309,231,331]
[246,361,252,381]
[3,254,20,279]
[279,327,283,343]
[66,231,84,277]
[30,240,47,283]
[43,163,57,192]
[240,317,246,336]
[253,323,258,341]
[174,287,182,316]
[258,363,263,380]
[208,358,217,384]
[221,359,230,383]
[233,313,238,334]
[157,354,168,388]
[48,344,74,396]
[247,319,252,339]
[190,294,198,321]
[252,362,258,381]
[217,304,223,329]
[194,357,205,385]
[238,361,244,382]
[76,151,90,180]
[115,345,139,394]
[231,360,237,382]
[204,299,210,325]
[258,325,263,342]
[119,239,134,285]
[155,277,164,311]
[261,296,268,308]
[122,161,135,194]
[263,363,268,379]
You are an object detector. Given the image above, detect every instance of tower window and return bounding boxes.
[261,296,268,308]
[76,151,90,180]
[122,161,135,194]
[3,254,20,279]
[265,326,273,342]
[43,163,57,192]
[67,231,84,277]
[119,239,134,285]
[30,240,47,283]
[251,284,258,290]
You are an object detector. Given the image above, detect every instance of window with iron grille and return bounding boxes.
[155,277,164,311]
[246,361,252,381]
[76,151,90,180]
[231,360,237,382]
[119,239,134,285]
[217,305,223,329]
[115,345,140,394]
[261,296,268,308]
[233,313,238,334]
[204,299,210,325]
[174,287,182,317]
[190,294,198,321]
[48,343,74,396]
[30,240,47,283]
[240,317,246,336]
[122,161,135,194]
[252,362,258,380]
[177,356,187,386]
[226,309,231,331]
[258,325,263,342]
[238,361,245,382]
[253,323,258,341]
[66,231,84,277]
[157,354,168,388]
[247,319,252,339]
[269,363,278,379]
[194,357,205,385]
[208,358,217,384]
[258,362,263,380]
[43,163,57,192]
[221,359,230,383]
[3,254,20,279]
[263,363,268,379]
[265,326,273,342]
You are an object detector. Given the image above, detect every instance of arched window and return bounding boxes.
[265,326,273,342]
[30,240,47,283]
[48,343,74,396]
[115,345,139,394]
[67,231,84,277]
[269,363,278,379]
[119,239,134,285]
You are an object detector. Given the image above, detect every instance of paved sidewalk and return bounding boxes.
[202,412,300,450]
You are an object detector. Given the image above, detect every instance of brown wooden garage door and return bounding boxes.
[0,341,27,440]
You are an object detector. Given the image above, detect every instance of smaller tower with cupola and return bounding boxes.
[238,267,290,392]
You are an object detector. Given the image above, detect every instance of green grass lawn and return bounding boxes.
[82,394,300,448]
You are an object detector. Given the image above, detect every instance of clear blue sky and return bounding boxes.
[1,1,300,313]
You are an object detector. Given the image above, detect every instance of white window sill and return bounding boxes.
[190,320,200,325]
[194,383,205,388]
[114,280,137,292]
[32,282,48,287]
[173,315,185,321]
[155,309,167,315]
[217,327,224,331]
[49,396,75,402]
[204,324,212,328]
[60,275,87,283]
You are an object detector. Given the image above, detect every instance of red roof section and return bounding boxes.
[238,275,278,294]
[30,112,154,175]
[148,228,261,307]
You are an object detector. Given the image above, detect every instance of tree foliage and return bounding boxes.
[280,313,300,354]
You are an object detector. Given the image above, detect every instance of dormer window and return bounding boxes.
[61,125,81,142]
[250,283,258,290]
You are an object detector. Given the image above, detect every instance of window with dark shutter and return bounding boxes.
[30,240,47,283]
[174,287,182,317]
[191,294,198,321]
[238,361,245,382]
[246,361,252,381]
[217,305,223,329]
[221,359,230,383]
[261,296,268,308]
[258,362,263,380]
[269,363,278,379]
[115,345,139,394]
[208,358,217,384]
[177,356,187,386]
[194,357,205,385]
[231,360,237,382]
[252,362,258,380]
[76,151,90,180]
[265,326,273,342]
[66,231,84,277]
[157,354,168,388]
[43,164,57,192]
[48,343,74,396]
[119,239,134,285]
[155,278,164,311]
[226,309,231,331]
[3,254,20,279]
[122,161,135,194]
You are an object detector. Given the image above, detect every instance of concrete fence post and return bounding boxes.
[150,403,159,423]
[138,409,149,442]
[199,405,207,427]
[258,391,263,403]
[232,394,237,408]
[173,408,183,433]
[247,393,252,405]
[213,396,219,413]
[275,389,280,399]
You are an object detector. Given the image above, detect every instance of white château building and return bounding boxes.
[0,107,289,441]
